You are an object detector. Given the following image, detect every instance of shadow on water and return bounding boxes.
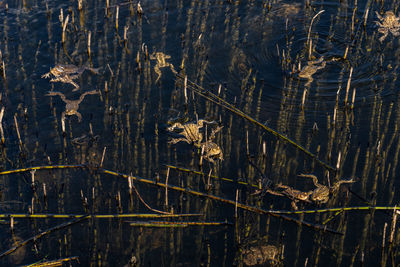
[0,0,400,265]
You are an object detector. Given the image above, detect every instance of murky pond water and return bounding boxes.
[0,0,400,265]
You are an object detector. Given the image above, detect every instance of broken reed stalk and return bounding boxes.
[307,10,325,59]
[106,0,109,17]
[336,152,341,170]
[235,189,238,219]
[13,114,23,151]
[123,25,128,42]
[176,74,335,171]
[389,207,397,243]
[0,106,4,144]
[207,169,212,189]
[351,88,356,109]
[382,222,387,248]
[61,115,66,135]
[344,67,353,106]
[87,31,91,57]
[165,167,170,209]
[2,60,5,80]
[62,15,69,43]
[43,183,47,199]
[100,146,106,167]
[115,5,119,31]
[0,215,89,259]
[184,75,188,104]
[30,169,36,191]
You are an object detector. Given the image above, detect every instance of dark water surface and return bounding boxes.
[0,0,400,265]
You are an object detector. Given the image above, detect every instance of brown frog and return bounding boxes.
[42,64,100,91]
[150,52,177,83]
[168,119,214,145]
[298,174,355,203]
[46,90,99,122]
[200,125,223,164]
[201,141,223,163]
[298,57,326,84]
[375,11,400,42]
[242,245,279,266]
[265,183,311,210]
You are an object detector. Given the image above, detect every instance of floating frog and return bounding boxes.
[200,125,223,164]
[298,57,326,84]
[298,174,355,203]
[46,90,99,122]
[42,64,100,91]
[266,183,312,210]
[150,52,177,83]
[168,119,214,145]
[242,245,279,266]
[375,11,400,42]
[201,141,223,164]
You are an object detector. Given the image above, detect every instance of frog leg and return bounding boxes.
[73,111,82,122]
[41,72,51,79]
[290,201,299,210]
[77,90,99,104]
[379,31,388,42]
[298,174,320,187]
[331,178,355,193]
[203,155,215,164]
[154,65,162,83]
[167,63,177,74]
[167,122,184,132]
[168,137,190,144]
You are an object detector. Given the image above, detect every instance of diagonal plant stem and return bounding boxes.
[0,215,89,259]
[175,74,335,171]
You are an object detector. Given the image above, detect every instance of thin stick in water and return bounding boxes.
[100,147,107,167]
[307,10,325,59]
[351,88,356,109]
[14,114,22,151]
[87,31,91,57]
[165,167,170,209]
[184,75,188,104]
[344,67,353,105]
[115,6,119,31]
[62,15,69,43]
[0,107,4,144]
